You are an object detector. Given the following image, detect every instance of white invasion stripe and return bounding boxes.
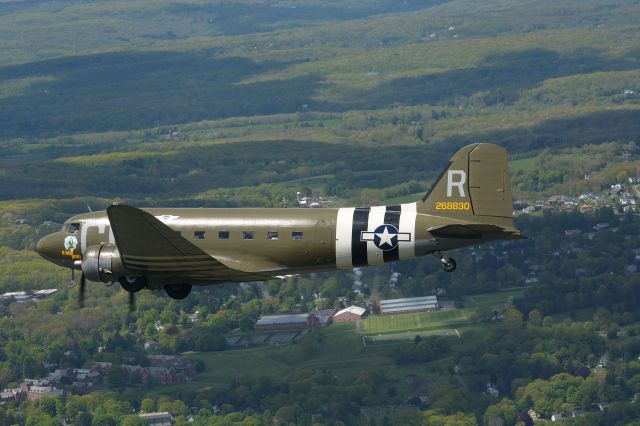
[335,207,355,269]
[399,202,417,260]
[366,206,386,266]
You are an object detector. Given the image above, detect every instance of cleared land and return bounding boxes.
[361,288,524,334]
[176,289,525,391]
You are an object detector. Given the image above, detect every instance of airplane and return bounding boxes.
[35,143,524,306]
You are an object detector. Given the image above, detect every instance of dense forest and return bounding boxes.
[1,0,640,424]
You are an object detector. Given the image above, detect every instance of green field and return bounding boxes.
[364,328,460,346]
[464,288,525,309]
[177,323,396,391]
[176,289,524,390]
[361,289,524,334]
[362,309,471,335]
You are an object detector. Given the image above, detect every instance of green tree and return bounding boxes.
[140,398,155,413]
[484,399,517,426]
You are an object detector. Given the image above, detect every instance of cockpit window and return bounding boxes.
[67,223,80,233]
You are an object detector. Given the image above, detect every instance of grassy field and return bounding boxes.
[464,288,525,309]
[180,289,524,386]
[178,322,392,389]
[361,309,472,335]
[361,288,525,334]
[364,328,460,346]
[170,289,522,395]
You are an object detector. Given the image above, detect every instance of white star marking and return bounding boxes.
[376,227,395,247]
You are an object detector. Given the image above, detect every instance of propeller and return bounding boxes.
[70,260,85,308]
[128,291,135,311]
[79,272,86,307]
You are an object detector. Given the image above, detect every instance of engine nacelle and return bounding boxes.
[82,244,127,283]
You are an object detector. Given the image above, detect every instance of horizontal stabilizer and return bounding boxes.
[428,224,526,240]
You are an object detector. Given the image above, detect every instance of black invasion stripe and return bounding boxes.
[383,205,401,263]
[351,207,370,267]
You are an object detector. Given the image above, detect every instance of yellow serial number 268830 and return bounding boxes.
[435,201,471,211]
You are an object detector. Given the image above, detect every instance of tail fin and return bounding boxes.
[420,143,514,221]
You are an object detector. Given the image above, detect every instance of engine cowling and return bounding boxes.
[82,244,127,283]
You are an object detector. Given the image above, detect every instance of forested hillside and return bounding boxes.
[1,0,640,425]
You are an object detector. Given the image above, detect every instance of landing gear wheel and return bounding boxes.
[442,258,457,273]
[164,283,192,300]
[119,276,146,293]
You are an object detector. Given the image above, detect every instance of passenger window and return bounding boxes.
[243,231,254,240]
[267,231,278,240]
[218,231,230,240]
[194,231,205,240]
[68,223,80,233]
[292,231,304,240]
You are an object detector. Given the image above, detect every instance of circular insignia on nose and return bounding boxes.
[373,224,399,251]
[64,235,78,251]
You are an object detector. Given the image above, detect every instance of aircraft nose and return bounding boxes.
[35,233,60,261]
[36,231,80,266]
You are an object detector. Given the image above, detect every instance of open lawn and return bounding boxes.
[364,328,459,345]
[166,290,525,395]
[361,288,526,334]
[361,309,472,335]
[464,288,525,309]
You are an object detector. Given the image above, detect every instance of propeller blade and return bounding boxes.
[128,291,135,311]
[79,273,86,307]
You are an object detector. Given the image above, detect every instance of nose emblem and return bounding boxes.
[64,236,78,250]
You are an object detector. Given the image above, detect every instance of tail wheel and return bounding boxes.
[443,258,457,273]
[119,276,146,293]
[164,283,192,300]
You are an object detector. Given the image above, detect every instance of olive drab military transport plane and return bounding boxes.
[35,143,524,307]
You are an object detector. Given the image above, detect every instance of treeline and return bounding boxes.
[0,140,450,200]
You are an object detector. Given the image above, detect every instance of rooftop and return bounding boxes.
[256,313,310,325]
[335,306,366,317]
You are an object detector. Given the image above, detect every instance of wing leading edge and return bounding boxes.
[106,204,274,282]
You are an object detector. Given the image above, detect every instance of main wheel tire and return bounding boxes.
[443,258,457,273]
[164,283,192,300]
[119,276,146,293]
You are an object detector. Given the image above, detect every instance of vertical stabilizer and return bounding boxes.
[420,143,514,220]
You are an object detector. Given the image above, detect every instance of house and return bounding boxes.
[527,409,539,420]
[0,389,25,403]
[333,306,366,322]
[1,291,30,302]
[27,386,63,400]
[379,296,438,315]
[32,289,58,299]
[314,310,335,327]
[146,367,178,385]
[580,205,595,214]
[139,411,173,425]
[486,382,499,397]
[255,313,323,331]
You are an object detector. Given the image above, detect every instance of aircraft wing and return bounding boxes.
[106,204,275,281]
[427,224,526,240]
